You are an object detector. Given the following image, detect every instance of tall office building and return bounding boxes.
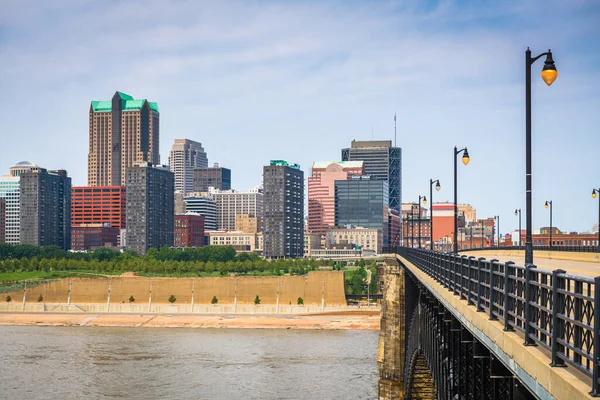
[88,91,160,186]
[71,186,126,228]
[263,160,304,259]
[211,186,263,231]
[125,163,174,256]
[307,161,363,236]
[341,140,402,211]
[184,195,217,231]
[174,213,205,248]
[334,176,389,246]
[0,161,39,244]
[168,139,208,195]
[193,164,231,192]
[19,168,72,250]
[0,198,5,244]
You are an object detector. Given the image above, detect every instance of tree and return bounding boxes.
[297,297,304,306]
[168,294,177,304]
[211,296,218,304]
[5,295,11,302]
[37,295,44,303]
[129,295,135,303]
[254,295,261,305]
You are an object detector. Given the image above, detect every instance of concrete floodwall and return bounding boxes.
[2,271,347,306]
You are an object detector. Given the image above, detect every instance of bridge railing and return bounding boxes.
[455,245,599,253]
[395,247,600,395]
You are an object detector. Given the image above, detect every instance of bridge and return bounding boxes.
[377,247,600,399]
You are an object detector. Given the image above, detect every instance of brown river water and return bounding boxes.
[0,326,378,399]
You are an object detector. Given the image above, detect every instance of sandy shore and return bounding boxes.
[0,311,380,330]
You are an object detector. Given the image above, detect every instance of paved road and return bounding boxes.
[465,253,600,279]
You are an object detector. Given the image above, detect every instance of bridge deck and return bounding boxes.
[395,253,596,400]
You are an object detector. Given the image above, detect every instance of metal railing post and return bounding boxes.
[592,276,600,395]
[476,257,484,312]
[467,256,476,305]
[550,269,566,367]
[504,262,515,331]
[523,264,535,345]
[489,260,498,321]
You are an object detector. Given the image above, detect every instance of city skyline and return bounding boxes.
[1,1,599,233]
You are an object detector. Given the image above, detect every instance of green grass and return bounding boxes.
[0,271,111,282]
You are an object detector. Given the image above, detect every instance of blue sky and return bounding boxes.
[1,0,599,234]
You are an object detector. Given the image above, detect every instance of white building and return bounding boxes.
[210,186,263,231]
[0,161,39,244]
[168,139,208,195]
[326,226,383,254]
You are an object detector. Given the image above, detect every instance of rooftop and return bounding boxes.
[91,91,159,113]
[269,160,301,169]
[312,161,364,169]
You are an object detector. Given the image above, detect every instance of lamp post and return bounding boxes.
[470,226,473,249]
[593,189,600,252]
[494,216,500,248]
[430,179,441,251]
[481,219,485,248]
[515,209,522,247]
[545,201,553,249]
[525,48,558,264]
[418,195,427,249]
[454,146,470,253]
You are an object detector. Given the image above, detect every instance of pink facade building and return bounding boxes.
[308,161,364,236]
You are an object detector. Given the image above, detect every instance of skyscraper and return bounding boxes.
[263,160,304,259]
[125,163,174,256]
[193,164,231,192]
[211,186,263,231]
[0,161,39,244]
[168,139,208,195]
[88,91,160,186]
[341,140,402,211]
[71,186,126,228]
[19,167,72,250]
[0,198,5,244]
[184,195,217,231]
[307,161,363,236]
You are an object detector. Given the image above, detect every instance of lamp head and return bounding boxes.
[514,209,518,216]
[422,196,428,205]
[462,148,470,166]
[541,50,558,86]
[545,201,549,209]
[494,216,497,222]
[435,181,441,191]
[593,190,597,199]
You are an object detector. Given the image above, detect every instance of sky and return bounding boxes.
[1,0,599,235]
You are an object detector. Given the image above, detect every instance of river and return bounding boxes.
[0,326,379,399]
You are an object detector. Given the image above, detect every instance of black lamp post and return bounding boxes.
[454,146,470,253]
[470,226,473,249]
[430,179,441,251]
[545,201,553,249]
[418,196,427,249]
[525,48,558,264]
[494,216,500,247]
[593,189,600,252]
[515,209,522,247]
[481,219,485,248]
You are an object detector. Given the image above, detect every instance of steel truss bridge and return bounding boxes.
[378,247,600,399]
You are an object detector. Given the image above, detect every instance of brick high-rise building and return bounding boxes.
[0,198,5,244]
[341,140,402,211]
[0,161,39,244]
[125,163,174,256]
[263,160,304,259]
[71,186,126,228]
[88,91,160,186]
[168,139,208,195]
[193,164,231,192]
[174,213,205,248]
[19,168,71,250]
[236,214,261,234]
[308,161,363,236]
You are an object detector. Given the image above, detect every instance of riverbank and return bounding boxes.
[0,310,380,330]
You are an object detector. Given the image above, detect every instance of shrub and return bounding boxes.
[129,295,135,303]
[6,295,12,303]
[254,295,260,305]
[297,297,304,306]
[211,296,218,304]
[37,295,44,303]
[168,294,176,304]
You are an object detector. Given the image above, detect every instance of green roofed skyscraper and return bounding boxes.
[88,91,160,186]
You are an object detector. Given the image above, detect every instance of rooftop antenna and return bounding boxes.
[394,113,397,147]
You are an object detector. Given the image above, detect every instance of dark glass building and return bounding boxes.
[263,160,304,259]
[19,168,72,250]
[341,140,401,211]
[334,177,389,246]
[125,163,174,255]
[193,165,231,192]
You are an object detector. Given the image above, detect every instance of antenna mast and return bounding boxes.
[394,113,397,147]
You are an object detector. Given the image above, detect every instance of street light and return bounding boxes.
[515,209,522,247]
[454,146,470,253]
[525,48,558,264]
[545,201,553,249]
[481,219,485,248]
[430,179,441,251]
[418,195,427,249]
[494,216,500,248]
[593,189,600,252]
